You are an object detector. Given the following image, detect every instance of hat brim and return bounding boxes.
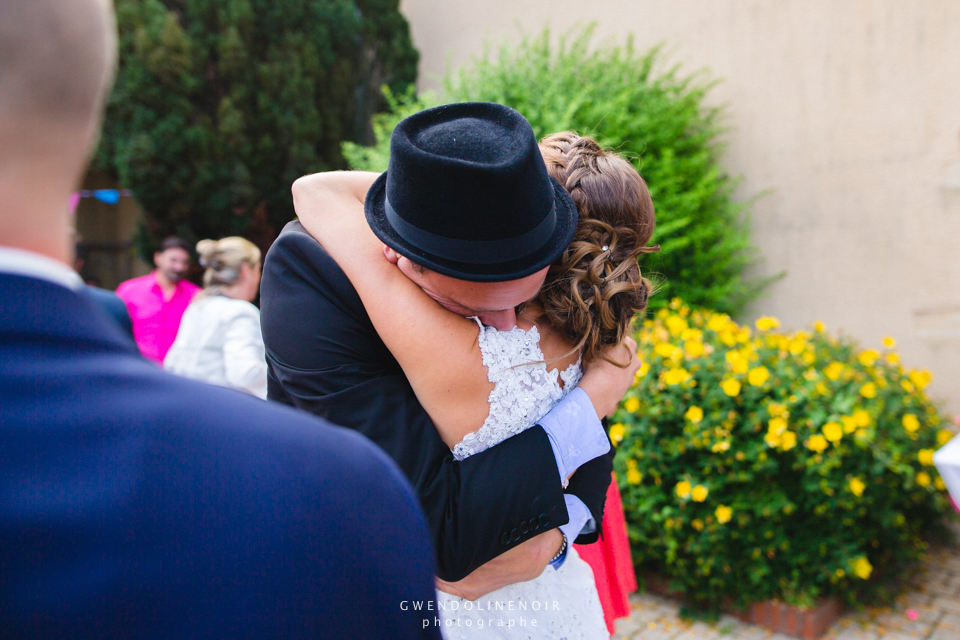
[364,172,579,283]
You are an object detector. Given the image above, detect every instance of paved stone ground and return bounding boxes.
[613,521,960,640]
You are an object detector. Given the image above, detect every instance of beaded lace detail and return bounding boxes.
[451,318,582,461]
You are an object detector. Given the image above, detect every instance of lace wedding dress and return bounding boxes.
[435,320,608,640]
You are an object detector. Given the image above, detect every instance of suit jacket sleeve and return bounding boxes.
[260,222,572,581]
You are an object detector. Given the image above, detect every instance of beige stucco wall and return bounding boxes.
[400,0,960,414]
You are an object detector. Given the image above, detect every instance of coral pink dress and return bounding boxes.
[573,474,637,636]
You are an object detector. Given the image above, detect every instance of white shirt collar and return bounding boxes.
[0,246,84,291]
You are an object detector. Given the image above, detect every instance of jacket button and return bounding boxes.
[539,513,549,528]
[530,517,540,531]
[519,521,529,534]
[501,532,511,545]
[511,528,520,541]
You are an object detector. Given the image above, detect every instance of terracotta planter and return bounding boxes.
[642,574,844,640]
[732,597,843,639]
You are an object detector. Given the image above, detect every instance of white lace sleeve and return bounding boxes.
[451,318,581,460]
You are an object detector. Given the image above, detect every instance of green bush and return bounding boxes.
[611,299,955,611]
[343,27,772,315]
[94,0,418,258]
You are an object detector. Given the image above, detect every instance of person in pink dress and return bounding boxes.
[115,236,201,363]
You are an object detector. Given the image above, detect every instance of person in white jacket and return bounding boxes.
[165,237,267,399]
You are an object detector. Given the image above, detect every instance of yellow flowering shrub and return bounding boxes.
[615,299,956,611]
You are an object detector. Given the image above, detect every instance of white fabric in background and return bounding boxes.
[934,433,960,512]
[164,295,267,399]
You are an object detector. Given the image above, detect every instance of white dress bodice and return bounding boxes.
[452,319,582,460]
[436,320,606,640]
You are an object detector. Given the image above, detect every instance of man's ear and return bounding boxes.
[383,246,401,264]
[153,252,163,266]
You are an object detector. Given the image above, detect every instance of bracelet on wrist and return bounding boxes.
[549,532,568,567]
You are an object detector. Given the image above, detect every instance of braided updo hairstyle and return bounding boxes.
[537,132,659,365]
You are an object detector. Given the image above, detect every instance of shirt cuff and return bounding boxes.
[559,495,593,543]
[539,387,611,481]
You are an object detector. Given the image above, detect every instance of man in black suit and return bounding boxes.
[0,2,440,637]
[260,102,640,598]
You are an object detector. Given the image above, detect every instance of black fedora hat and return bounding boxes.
[364,102,578,282]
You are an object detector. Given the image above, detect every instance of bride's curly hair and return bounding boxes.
[536,131,659,365]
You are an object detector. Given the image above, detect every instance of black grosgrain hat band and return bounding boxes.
[384,196,557,265]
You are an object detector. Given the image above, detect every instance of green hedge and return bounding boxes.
[611,299,955,611]
[343,27,774,315]
[95,0,418,258]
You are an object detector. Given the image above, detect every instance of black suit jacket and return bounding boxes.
[260,221,611,581]
[1,272,440,639]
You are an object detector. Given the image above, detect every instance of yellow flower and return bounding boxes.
[655,342,680,358]
[918,449,935,466]
[852,410,870,427]
[841,415,858,434]
[691,519,704,531]
[707,314,732,333]
[726,350,749,374]
[767,402,789,418]
[691,485,709,502]
[822,422,843,443]
[901,380,915,393]
[859,350,880,366]
[684,340,705,358]
[768,416,788,434]
[748,366,770,387]
[859,382,877,399]
[624,397,641,413]
[681,328,703,342]
[675,481,692,499]
[780,431,797,451]
[835,568,845,578]
[807,434,829,453]
[850,556,873,580]
[902,414,920,433]
[849,477,866,497]
[887,353,900,364]
[719,378,740,397]
[715,505,733,524]
[824,362,845,380]
[608,423,626,444]
[755,316,780,331]
[814,321,826,332]
[736,327,752,343]
[816,382,828,395]
[711,441,731,452]
[719,330,738,347]
[883,336,897,349]
[938,429,955,446]
[662,367,692,386]
[764,431,782,448]
[802,351,816,365]
[665,315,689,336]
[916,472,931,487]
[908,369,932,390]
[626,468,642,485]
[685,406,704,423]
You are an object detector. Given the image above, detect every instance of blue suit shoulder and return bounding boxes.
[0,274,441,639]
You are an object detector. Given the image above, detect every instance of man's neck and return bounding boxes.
[154,271,179,299]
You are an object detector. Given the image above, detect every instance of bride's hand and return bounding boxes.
[577,336,641,418]
[435,529,563,601]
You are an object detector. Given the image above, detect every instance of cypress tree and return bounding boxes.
[93,0,417,255]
